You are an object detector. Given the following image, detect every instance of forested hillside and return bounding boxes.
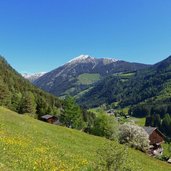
[0,56,61,116]
[79,56,171,108]
[77,73,131,108]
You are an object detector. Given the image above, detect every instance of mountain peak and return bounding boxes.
[68,54,119,64]
[68,54,93,63]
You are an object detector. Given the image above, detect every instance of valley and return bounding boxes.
[1,54,171,170]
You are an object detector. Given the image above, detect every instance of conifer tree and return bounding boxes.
[19,92,36,114]
[60,96,85,130]
[0,80,11,106]
[162,114,171,137]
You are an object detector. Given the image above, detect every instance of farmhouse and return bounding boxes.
[41,115,59,124]
[143,127,165,156]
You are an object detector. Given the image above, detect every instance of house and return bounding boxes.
[143,127,165,156]
[40,115,59,124]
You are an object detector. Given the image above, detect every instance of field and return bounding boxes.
[0,107,171,171]
[130,117,146,126]
[78,73,101,85]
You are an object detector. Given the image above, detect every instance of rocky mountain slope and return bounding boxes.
[33,55,149,97]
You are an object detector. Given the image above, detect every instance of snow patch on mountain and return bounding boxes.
[68,55,93,63]
[104,58,118,62]
[68,54,118,64]
[22,72,46,82]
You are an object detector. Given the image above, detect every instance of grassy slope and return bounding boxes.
[0,107,170,171]
[78,73,101,85]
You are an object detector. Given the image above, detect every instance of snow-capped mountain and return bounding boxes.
[33,55,149,97]
[68,55,118,64]
[68,55,93,63]
[22,72,46,82]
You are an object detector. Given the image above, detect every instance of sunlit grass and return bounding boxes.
[0,107,170,171]
[78,73,101,85]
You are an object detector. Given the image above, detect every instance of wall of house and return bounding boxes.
[149,130,164,145]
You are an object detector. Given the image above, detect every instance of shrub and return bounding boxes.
[90,110,118,140]
[119,123,149,152]
[96,141,142,171]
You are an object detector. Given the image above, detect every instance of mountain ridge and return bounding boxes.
[33,54,150,97]
[78,55,171,108]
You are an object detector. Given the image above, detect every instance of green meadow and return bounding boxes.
[78,73,101,85]
[0,107,170,171]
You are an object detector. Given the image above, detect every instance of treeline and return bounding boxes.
[129,104,171,117]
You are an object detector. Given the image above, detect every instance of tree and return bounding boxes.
[0,80,11,106]
[145,113,161,128]
[167,105,171,115]
[162,114,171,137]
[60,96,85,130]
[36,97,48,116]
[19,92,36,114]
[129,105,149,117]
[96,141,141,171]
[151,105,167,118]
[82,109,96,133]
[10,92,22,112]
[145,115,153,127]
[91,109,118,140]
[119,123,149,152]
[154,114,161,128]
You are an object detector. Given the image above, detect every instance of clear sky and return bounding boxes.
[0,0,171,73]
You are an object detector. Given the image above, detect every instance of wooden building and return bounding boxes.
[143,127,165,156]
[41,115,59,124]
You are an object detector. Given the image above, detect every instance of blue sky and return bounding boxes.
[0,0,171,73]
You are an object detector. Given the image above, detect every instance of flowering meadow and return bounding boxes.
[0,107,170,171]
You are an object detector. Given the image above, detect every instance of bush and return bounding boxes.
[96,141,142,171]
[119,123,149,152]
[90,110,118,140]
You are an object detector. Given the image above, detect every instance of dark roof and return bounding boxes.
[41,115,55,120]
[143,127,157,135]
[143,127,165,138]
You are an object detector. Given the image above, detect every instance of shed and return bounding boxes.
[41,115,58,124]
